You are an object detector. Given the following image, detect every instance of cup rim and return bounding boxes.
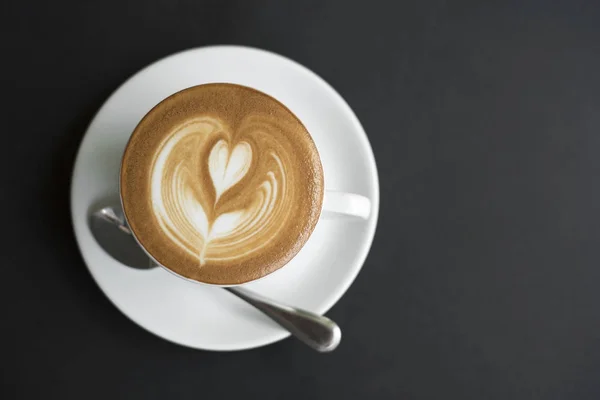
[119,82,326,287]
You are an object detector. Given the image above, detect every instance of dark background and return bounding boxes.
[3,0,600,398]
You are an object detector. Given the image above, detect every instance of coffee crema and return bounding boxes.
[121,84,324,284]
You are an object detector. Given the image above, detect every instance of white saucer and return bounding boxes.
[70,46,379,351]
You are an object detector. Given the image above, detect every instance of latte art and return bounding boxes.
[121,84,323,284]
[150,116,290,266]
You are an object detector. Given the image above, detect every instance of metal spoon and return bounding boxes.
[89,203,341,352]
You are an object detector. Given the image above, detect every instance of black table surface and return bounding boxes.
[4,1,600,398]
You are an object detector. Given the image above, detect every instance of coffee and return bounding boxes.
[121,84,324,284]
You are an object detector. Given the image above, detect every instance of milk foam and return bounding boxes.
[121,83,323,284]
[209,140,252,201]
[150,117,285,266]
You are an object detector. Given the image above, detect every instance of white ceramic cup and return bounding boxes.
[120,85,372,286]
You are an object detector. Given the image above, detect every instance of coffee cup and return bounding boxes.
[120,83,371,286]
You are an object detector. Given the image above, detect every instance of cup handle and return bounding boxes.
[321,191,371,220]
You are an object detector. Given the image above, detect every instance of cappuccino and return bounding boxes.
[121,84,324,284]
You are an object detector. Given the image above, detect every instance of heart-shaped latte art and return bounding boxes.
[150,116,290,266]
[209,140,252,202]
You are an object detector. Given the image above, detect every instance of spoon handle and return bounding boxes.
[226,287,341,352]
